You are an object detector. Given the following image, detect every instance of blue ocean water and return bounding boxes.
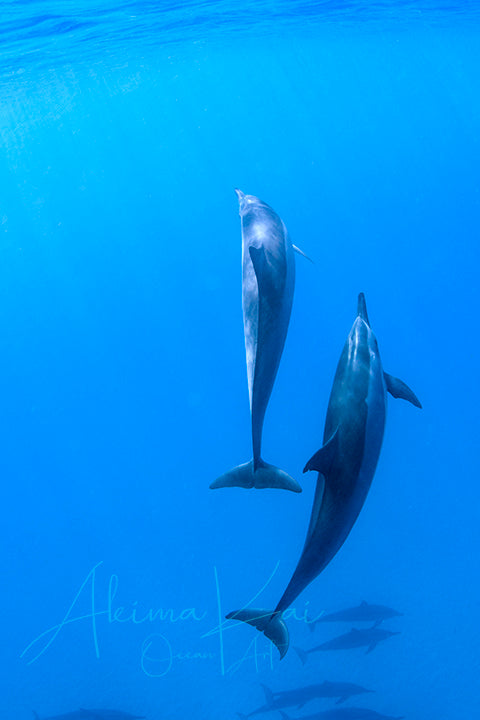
[1,1,479,718]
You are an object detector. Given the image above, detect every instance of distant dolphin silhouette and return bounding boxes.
[310,601,402,631]
[241,681,373,715]
[33,713,93,720]
[278,708,404,720]
[211,190,304,492]
[226,293,421,656]
[34,711,145,720]
[295,627,400,664]
[80,712,145,720]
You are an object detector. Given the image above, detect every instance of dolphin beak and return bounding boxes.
[234,188,245,201]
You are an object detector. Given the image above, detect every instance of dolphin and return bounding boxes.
[310,601,402,631]
[243,681,374,715]
[295,627,400,665]
[278,708,404,720]
[210,190,302,492]
[80,712,145,720]
[33,713,94,720]
[225,293,421,656]
[34,712,145,720]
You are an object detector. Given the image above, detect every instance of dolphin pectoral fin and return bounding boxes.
[260,684,275,707]
[366,642,378,654]
[226,609,289,659]
[210,460,301,492]
[303,428,339,474]
[292,244,314,263]
[384,372,422,408]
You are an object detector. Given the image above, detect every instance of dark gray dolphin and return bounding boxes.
[33,713,94,720]
[34,712,145,720]
[226,293,421,655]
[310,601,402,631]
[295,627,400,665]
[241,681,373,716]
[211,190,302,492]
[80,712,145,720]
[278,708,404,720]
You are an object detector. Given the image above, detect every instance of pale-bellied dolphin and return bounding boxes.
[242,681,373,715]
[226,293,421,656]
[211,190,302,492]
[278,708,404,720]
[310,601,402,631]
[295,627,400,665]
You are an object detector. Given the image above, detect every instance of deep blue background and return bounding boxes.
[0,3,479,719]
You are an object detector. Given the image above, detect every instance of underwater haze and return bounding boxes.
[1,1,479,719]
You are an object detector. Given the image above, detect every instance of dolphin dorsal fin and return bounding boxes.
[260,684,275,707]
[384,372,422,408]
[303,428,338,475]
[292,244,314,263]
[361,600,368,606]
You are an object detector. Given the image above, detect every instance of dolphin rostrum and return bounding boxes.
[226,293,421,656]
[211,190,302,492]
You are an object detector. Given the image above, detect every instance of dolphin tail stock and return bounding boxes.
[226,608,290,659]
[210,459,302,492]
[293,646,309,666]
[384,372,422,408]
[32,713,40,720]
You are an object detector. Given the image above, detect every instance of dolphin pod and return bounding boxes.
[225,290,421,657]
[210,190,303,492]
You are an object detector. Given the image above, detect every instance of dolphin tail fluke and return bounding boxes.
[226,608,289,658]
[210,460,301,493]
[294,646,309,666]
